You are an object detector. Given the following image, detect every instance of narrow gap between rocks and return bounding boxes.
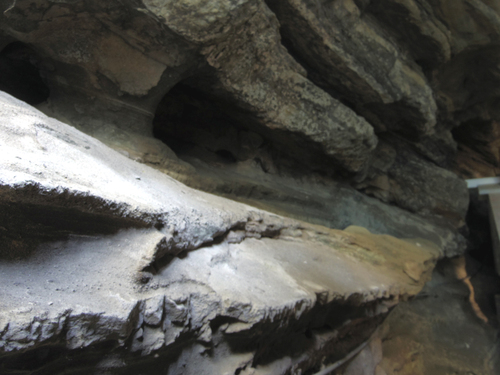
[0,41,49,105]
[0,198,150,260]
[262,0,387,139]
[140,219,286,277]
[461,190,500,328]
[277,30,355,109]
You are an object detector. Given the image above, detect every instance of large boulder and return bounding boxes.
[1,92,441,374]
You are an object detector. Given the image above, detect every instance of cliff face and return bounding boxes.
[0,1,499,374]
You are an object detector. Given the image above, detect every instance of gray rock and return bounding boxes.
[265,0,438,137]
[358,136,469,225]
[0,0,496,371]
[0,92,444,374]
[0,0,479,225]
[0,0,378,174]
[144,295,165,327]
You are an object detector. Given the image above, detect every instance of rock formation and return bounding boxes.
[0,0,499,374]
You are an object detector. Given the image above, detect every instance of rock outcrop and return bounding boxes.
[0,0,499,373]
[1,93,440,374]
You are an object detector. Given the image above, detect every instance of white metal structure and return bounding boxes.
[467,177,500,276]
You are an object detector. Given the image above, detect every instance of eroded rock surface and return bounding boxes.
[0,0,499,373]
[376,257,500,375]
[0,0,472,212]
[1,93,440,374]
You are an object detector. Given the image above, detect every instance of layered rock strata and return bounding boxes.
[0,0,475,226]
[1,0,499,373]
[1,93,439,374]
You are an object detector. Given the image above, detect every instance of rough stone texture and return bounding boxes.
[1,93,440,374]
[341,335,384,375]
[376,256,500,375]
[0,0,474,231]
[265,0,438,137]
[453,119,500,178]
[0,0,202,168]
[0,0,378,173]
[0,0,499,373]
[358,136,469,224]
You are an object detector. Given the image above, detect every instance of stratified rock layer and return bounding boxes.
[1,93,441,374]
[1,0,499,373]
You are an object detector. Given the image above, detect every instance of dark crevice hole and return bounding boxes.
[209,315,243,333]
[0,201,149,260]
[152,81,344,177]
[0,41,50,105]
[215,149,237,163]
[465,190,495,266]
[152,83,247,164]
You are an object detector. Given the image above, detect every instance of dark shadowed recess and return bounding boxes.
[0,297,387,375]
[0,333,198,375]
[0,41,49,105]
[0,185,151,260]
[152,82,243,165]
[245,299,385,370]
[464,190,495,270]
[0,202,150,260]
[0,340,115,375]
[152,80,350,178]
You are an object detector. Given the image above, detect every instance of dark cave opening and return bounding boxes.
[152,82,253,166]
[466,190,495,266]
[0,41,50,105]
[0,42,49,106]
[152,81,344,178]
